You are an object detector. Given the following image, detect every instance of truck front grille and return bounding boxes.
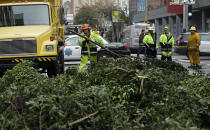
[0,38,37,56]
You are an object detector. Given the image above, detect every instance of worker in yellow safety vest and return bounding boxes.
[92,27,101,36]
[143,27,158,58]
[159,26,175,61]
[78,24,104,71]
[187,26,201,69]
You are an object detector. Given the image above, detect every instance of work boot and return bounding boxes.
[188,65,194,68]
[195,64,202,69]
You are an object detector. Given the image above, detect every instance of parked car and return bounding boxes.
[175,32,210,56]
[64,35,131,61]
[104,42,131,56]
[64,35,81,61]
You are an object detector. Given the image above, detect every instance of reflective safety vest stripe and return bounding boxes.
[79,30,104,55]
[81,47,97,55]
[81,47,88,54]
[159,33,174,52]
[161,44,172,51]
[89,47,97,55]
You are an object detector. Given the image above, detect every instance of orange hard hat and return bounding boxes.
[82,24,89,30]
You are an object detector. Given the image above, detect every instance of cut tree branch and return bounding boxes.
[9,101,28,129]
[68,111,100,127]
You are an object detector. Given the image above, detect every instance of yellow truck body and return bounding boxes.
[0,0,65,77]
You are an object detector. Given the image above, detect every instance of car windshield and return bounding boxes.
[0,5,50,27]
[65,37,78,46]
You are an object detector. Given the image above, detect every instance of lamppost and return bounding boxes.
[183,2,188,32]
[145,0,148,20]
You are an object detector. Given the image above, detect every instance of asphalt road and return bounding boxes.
[64,53,210,75]
[171,53,210,75]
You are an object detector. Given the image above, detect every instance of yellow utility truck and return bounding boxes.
[0,0,65,77]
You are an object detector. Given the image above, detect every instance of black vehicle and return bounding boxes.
[175,32,210,56]
[98,42,131,59]
[64,35,131,61]
[64,25,81,36]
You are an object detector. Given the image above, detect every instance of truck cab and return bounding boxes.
[0,0,65,77]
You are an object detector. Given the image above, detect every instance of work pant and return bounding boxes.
[137,47,147,58]
[161,55,172,61]
[161,51,172,61]
[188,50,201,66]
[79,54,97,71]
[146,48,156,58]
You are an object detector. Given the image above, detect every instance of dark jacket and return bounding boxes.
[139,33,145,46]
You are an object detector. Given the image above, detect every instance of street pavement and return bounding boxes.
[172,54,210,75]
[64,53,210,75]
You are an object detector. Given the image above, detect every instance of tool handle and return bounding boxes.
[67,29,121,57]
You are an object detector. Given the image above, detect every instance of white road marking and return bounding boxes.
[178,60,190,63]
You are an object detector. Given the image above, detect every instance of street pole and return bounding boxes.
[145,0,148,20]
[183,3,188,32]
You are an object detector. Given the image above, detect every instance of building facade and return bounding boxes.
[133,0,210,40]
[129,0,138,15]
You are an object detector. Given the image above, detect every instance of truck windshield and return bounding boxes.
[0,5,49,27]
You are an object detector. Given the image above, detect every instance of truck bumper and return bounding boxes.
[0,56,57,69]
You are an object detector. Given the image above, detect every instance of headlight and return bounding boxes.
[46,45,54,52]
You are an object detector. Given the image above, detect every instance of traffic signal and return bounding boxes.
[188,5,192,17]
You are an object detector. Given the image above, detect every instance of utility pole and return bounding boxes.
[183,2,188,32]
[145,0,148,20]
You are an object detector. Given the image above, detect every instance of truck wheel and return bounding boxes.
[59,51,64,74]
[0,71,5,78]
[47,52,64,77]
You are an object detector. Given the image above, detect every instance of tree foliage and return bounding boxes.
[74,3,130,27]
[0,58,209,129]
[73,5,100,27]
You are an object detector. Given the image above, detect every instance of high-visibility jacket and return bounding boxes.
[159,32,174,51]
[78,30,104,55]
[187,32,200,50]
[143,33,158,48]
[93,30,101,36]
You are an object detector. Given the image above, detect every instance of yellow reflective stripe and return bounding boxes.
[15,59,19,62]
[38,58,42,61]
[43,58,47,61]
[51,58,56,61]
[20,59,23,62]
[174,46,187,48]
[47,58,51,61]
